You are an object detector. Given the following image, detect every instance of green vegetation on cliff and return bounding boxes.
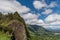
[0,12,27,40]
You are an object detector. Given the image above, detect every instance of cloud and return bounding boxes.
[0,0,16,1]
[45,13,60,23]
[33,1,57,9]
[26,19,45,25]
[44,14,60,29]
[36,19,46,26]
[21,12,45,25]
[22,13,39,20]
[48,2,57,8]
[0,0,30,14]
[42,9,53,14]
[33,1,47,9]
[43,21,60,29]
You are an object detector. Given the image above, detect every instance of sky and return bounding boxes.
[0,0,60,29]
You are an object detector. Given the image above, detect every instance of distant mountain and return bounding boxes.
[46,28,60,33]
[27,25,60,40]
[28,25,60,33]
[27,25,54,35]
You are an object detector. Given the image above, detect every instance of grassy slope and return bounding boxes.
[0,31,11,40]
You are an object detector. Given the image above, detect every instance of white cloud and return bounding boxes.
[48,2,57,8]
[36,19,46,25]
[45,14,60,23]
[44,14,60,29]
[33,1,57,9]
[33,1,47,9]
[50,21,60,25]
[26,19,44,25]
[22,13,39,20]
[21,13,45,25]
[0,0,16,1]
[42,9,53,14]
[0,0,30,14]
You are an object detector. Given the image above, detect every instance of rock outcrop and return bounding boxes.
[8,20,27,40]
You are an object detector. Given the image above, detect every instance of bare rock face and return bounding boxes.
[8,20,27,40]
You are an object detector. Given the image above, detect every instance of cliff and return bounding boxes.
[0,12,28,40]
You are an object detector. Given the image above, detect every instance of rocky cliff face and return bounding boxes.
[8,20,27,40]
